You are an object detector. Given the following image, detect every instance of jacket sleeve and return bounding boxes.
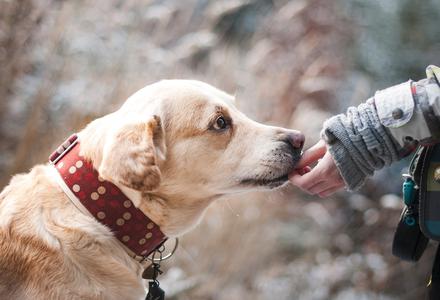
[375,65,440,147]
[322,65,440,190]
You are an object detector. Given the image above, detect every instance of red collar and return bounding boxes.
[49,134,167,258]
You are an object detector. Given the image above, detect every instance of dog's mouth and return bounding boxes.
[239,149,302,189]
[240,173,290,189]
[237,144,303,189]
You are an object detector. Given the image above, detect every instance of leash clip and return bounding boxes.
[147,238,179,263]
[143,244,171,300]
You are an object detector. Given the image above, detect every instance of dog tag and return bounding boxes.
[146,281,165,300]
[142,263,163,281]
[142,264,156,280]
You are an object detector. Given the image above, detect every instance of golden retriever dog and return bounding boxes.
[0,80,304,299]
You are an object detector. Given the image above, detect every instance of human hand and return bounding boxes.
[289,140,346,197]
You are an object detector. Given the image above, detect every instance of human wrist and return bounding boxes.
[321,120,368,191]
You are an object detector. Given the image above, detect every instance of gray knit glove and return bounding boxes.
[322,99,403,190]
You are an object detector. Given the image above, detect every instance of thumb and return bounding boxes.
[296,139,327,169]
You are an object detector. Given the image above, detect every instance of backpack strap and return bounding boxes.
[419,144,440,241]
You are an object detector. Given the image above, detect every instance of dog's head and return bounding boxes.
[80,80,304,234]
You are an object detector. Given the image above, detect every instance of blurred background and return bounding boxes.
[1,0,440,299]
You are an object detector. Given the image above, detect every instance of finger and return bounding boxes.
[296,166,312,176]
[289,166,311,178]
[302,166,312,174]
[289,173,318,191]
[318,184,345,198]
[289,167,326,191]
[296,140,327,169]
[308,180,342,195]
[289,175,322,194]
[290,152,337,190]
[289,170,302,177]
[304,181,327,195]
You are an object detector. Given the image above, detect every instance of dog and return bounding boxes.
[0,80,304,299]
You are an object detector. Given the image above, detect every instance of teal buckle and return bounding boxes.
[405,215,416,226]
[402,176,416,206]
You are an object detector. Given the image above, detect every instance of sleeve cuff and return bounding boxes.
[326,140,367,191]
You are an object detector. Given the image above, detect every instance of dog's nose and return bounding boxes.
[283,131,305,150]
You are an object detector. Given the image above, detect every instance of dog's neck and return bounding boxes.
[142,193,214,237]
[115,185,214,237]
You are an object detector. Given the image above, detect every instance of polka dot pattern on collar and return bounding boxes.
[50,135,167,258]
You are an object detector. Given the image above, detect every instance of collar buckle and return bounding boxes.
[49,134,79,165]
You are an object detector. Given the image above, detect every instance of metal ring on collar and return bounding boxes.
[148,238,179,262]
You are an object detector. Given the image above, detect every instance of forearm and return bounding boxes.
[322,101,402,190]
[323,65,440,190]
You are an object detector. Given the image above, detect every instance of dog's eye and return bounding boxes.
[213,116,228,130]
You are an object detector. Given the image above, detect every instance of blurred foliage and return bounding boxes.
[0,0,439,299]
[340,0,440,88]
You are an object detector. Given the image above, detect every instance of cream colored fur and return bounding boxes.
[0,80,303,299]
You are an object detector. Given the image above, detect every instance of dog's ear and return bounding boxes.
[98,115,166,192]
